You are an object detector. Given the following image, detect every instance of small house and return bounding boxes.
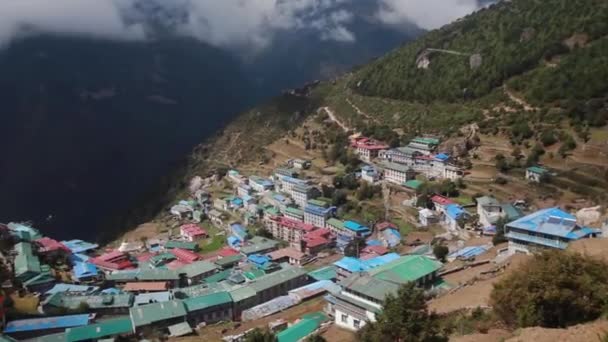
[180,224,208,242]
[129,300,187,333]
[419,209,438,227]
[526,166,549,183]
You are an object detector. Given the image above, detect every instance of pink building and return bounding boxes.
[170,248,201,263]
[266,216,316,251]
[180,224,208,242]
[35,237,70,255]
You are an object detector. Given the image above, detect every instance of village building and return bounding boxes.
[379,161,415,185]
[64,317,133,342]
[273,167,299,181]
[237,183,253,197]
[526,166,549,183]
[290,159,311,170]
[350,137,389,162]
[14,242,42,282]
[407,137,439,155]
[431,195,454,214]
[443,204,467,231]
[72,262,100,282]
[476,196,524,229]
[325,218,347,236]
[129,300,188,333]
[333,255,442,331]
[61,239,99,255]
[177,261,219,285]
[302,228,334,254]
[343,221,372,238]
[360,165,381,183]
[170,248,201,264]
[334,253,400,280]
[267,247,306,266]
[375,222,402,248]
[8,222,43,241]
[106,268,180,287]
[247,265,309,304]
[284,207,305,222]
[208,209,226,227]
[249,176,275,192]
[183,291,233,326]
[266,216,314,249]
[240,236,280,256]
[3,314,92,340]
[292,183,319,208]
[90,250,135,271]
[304,204,336,228]
[42,292,134,315]
[164,240,199,252]
[180,224,208,242]
[269,193,292,212]
[34,237,70,258]
[419,208,439,227]
[505,207,601,254]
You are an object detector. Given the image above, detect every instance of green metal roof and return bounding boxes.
[214,254,243,268]
[240,236,279,255]
[276,312,328,342]
[527,166,548,174]
[379,161,413,173]
[307,199,328,208]
[149,253,176,266]
[177,261,218,278]
[107,268,179,281]
[183,291,232,312]
[284,207,304,217]
[129,300,187,327]
[412,137,439,145]
[14,242,41,280]
[264,207,281,216]
[243,268,265,280]
[164,240,198,251]
[204,269,232,283]
[229,286,257,303]
[249,265,307,293]
[307,266,337,281]
[65,317,133,342]
[403,179,423,190]
[501,204,524,221]
[369,255,442,283]
[326,218,345,229]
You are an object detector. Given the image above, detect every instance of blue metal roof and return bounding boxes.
[445,204,465,220]
[334,253,400,273]
[304,204,334,216]
[506,207,585,239]
[230,224,247,239]
[434,153,450,161]
[62,239,98,254]
[344,221,370,232]
[227,236,242,247]
[381,229,401,247]
[248,254,270,266]
[448,245,489,259]
[73,262,98,280]
[366,239,382,246]
[46,284,98,296]
[4,314,91,333]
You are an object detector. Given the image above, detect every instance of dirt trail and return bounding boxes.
[504,86,539,112]
[320,106,351,132]
[346,98,374,122]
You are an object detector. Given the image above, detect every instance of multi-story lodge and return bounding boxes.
[378,161,415,185]
[505,207,600,254]
[350,137,389,162]
[333,255,442,331]
[266,216,315,251]
[304,204,336,228]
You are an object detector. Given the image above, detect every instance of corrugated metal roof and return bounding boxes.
[249,265,307,292]
[4,314,91,333]
[177,261,218,278]
[307,266,337,281]
[164,240,198,251]
[14,242,41,279]
[65,317,132,342]
[276,312,328,342]
[129,300,187,327]
[183,291,232,312]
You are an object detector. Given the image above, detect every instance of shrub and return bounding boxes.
[491,251,608,328]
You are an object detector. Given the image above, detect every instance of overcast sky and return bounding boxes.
[0,0,483,50]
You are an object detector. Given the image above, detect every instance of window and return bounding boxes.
[341,314,348,323]
[353,319,360,329]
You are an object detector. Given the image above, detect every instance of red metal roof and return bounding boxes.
[35,237,70,253]
[375,221,398,231]
[271,216,316,232]
[304,237,329,248]
[166,260,188,270]
[267,247,305,261]
[350,137,389,150]
[96,250,128,262]
[180,224,207,237]
[362,245,389,256]
[123,281,168,292]
[217,247,240,257]
[170,248,201,263]
[431,195,454,206]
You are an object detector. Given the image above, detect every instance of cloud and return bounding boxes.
[0,0,485,50]
[0,0,145,47]
[377,0,481,30]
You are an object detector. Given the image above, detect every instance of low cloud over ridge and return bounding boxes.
[0,0,486,50]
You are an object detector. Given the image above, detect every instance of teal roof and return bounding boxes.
[326,218,345,229]
[129,300,187,327]
[149,253,176,266]
[527,166,548,174]
[165,241,198,251]
[204,269,232,283]
[277,312,328,342]
[229,286,257,303]
[285,207,304,217]
[249,265,307,293]
[65,317,133,342]
[403,179,423,190]
[183,291,232,312]
[307,266,337,281]
[106,268,179,282]
[214,254,244,268]
[14,242,41,280]
[240,236,279,255]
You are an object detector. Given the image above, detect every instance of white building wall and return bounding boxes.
[334,308,369,331]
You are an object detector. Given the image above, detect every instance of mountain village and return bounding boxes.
[1,123,607,342]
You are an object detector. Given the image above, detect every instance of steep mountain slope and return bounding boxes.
[141,0,608,235]
[0,36,253,240]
